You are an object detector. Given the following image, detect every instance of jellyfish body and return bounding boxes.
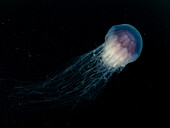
[1,24,143,116]
[102,24,143,68]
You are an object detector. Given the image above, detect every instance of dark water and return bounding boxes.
[0,0,169,127]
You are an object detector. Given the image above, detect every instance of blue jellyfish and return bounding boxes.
[1,24,143,114]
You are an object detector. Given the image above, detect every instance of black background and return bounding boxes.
[0,0,169,127]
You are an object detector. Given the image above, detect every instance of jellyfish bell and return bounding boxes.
[102,24,143,68]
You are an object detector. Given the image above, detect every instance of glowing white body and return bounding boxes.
[102,35,131,68]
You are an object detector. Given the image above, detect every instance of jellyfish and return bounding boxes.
[0,24,143,115]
